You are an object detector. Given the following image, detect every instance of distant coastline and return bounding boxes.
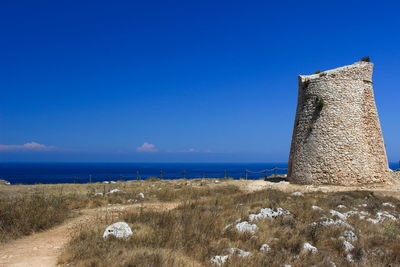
[0,162,288,185]
[0,162,398,185]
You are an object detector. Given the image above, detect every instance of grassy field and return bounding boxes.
[0,179,239,243]
[59,188,400,267]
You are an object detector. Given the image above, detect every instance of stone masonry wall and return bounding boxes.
[288,61,390,185]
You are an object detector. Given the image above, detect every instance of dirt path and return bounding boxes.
[239,178,400,200]
[0,202,180,267]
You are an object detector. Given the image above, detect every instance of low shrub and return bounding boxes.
[361,56,371,62]
[0,193,71,242]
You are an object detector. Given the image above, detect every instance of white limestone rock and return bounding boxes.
[291,191,303,197]
[211,255,229,265]
[367,211,397,224]
[311,205,323,211]
[235,221,258,234]
[343,240,354,252]
[227,248,251,257]
[0,179,11,185]
[249,208,291,221]
[382,202,395,208]
[103,222,133,239]
[210,247,250,265]
[137,192,145,198]
[260,243,271,252]
[106,189,121,194]
[303,242,318,253]
[312,218,353,229]
[329,210,347,220]
[346,254,354,262]
[342,230,357,241]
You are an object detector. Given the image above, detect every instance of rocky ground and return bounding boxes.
[0,178,400,267]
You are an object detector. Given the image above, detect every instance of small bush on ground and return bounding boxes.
[0,193,71,243]
[361,56,371,62]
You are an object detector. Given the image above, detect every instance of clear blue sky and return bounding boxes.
[0,0,399,162]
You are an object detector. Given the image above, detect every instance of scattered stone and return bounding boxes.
[127,199,137,203]
[291,191,303,197]
[211,248,250,265]
[343,210,369,220]
[0,179,11,185]
[110,181,117,184]
[103,222,133,239]
[342,230,358,241]
[227,248,251,257]
[103,181,109,184]
[106,189,121,194]
[211,255,229,265]
[329,209,347,220]
[235,221,258,234]
[346,254,354,262]
[303,242,318,253]
[311,205,323,211]
[313,218,353,229]
[382,202,395,208]
[260,244,271,252]
[137,192,145,198]
[343,240,354,252]
[249,208,291,221]
[94,192,103,196]
[337,205,347,209]
[367,211,397,224]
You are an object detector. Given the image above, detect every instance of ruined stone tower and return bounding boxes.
[288,61,390,185]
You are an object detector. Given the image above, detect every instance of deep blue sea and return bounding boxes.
[0,162,289,184]
[0,162,398,185]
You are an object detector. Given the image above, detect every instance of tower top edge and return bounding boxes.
[299,61,373,79]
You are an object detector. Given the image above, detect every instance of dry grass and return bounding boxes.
[0,193,70,243]
[60,189,400,267]
[0,179,239,243]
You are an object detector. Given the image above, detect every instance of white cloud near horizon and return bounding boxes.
[0,142,55,151]
[182,148,197,153]
[136,142,158,152]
